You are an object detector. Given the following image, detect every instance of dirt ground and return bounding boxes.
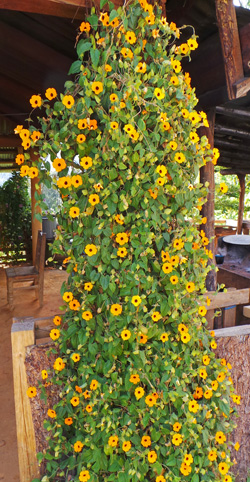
[0,266,68,482]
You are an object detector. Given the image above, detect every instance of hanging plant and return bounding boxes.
[18,0,238,481]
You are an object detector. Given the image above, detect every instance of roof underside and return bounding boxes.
[0,0,250,173]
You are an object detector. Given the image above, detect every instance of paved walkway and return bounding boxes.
[0,267,67,482]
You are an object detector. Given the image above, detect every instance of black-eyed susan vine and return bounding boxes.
[20,0,236,481]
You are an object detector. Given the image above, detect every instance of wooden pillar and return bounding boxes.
[199,109,216,292]
[215,0,244,100]
[11,319,39,482]
[237,174,246,234]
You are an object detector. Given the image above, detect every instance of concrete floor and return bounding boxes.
[0,267,68,482]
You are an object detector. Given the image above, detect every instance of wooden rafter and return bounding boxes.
[0,0,88,19]
[215,0,250,100]
[216,105,250,119]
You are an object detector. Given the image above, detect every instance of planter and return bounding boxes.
[11,319,250,482]
[42,217,57,240]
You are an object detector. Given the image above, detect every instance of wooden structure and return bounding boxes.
[5,231,46,309]
[205,287,250,330]
[11,316,54,482]
[0,0,250,264]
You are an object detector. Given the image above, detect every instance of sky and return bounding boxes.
[234,0,249,6]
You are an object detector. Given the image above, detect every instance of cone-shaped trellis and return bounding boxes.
[19,1,238,481]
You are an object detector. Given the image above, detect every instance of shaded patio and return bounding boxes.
[0,266,67,482]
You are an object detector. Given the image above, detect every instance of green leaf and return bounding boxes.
[100,274,110,290]
[192,474,199,482]
[90,48,100,68]
[68,60,82,75]
[35,212,42,223]
[77,40,92,57]
[100,0,108,7]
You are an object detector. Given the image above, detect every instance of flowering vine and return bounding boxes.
[20,0,238,481]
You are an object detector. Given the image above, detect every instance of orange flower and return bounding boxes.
[45,88,57,100]
[62,95,75,109]
[92,82,103,94]
[30,94,42,108]
[80,21,91,32]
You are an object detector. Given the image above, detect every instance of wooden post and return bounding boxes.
[237,174,246,234]
[11,319,39,482]
[199,109,216,292]
[215,0,244,100]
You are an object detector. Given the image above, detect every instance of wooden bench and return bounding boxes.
[205,287,250,329]
[5,231,46,310]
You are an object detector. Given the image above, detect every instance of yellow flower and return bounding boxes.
[211,340,217,349]
[41,370,48,379]
[30,131,41,142]
[121,47,134,59]
[53,316,61,325]
[208,449,217,461]
[217,371,226,383]
[91,81,103,94]
[234,442,240,451]
[190,131,199,143]
[173,238,184,250]
[117,247,128,258]
[110,304,122,315]
[186,282,195,293]
[204,389,213,399]
[85,244,98,256]
[50,329,60,341]
[160,333,169,342]
[141,436,151,447]
[71,175,82,188]
[181,332,191,343]
[134,387,145,399]
[145,394,157,407]
[173,422,182,432]
[171,59,181,73]
[57,176,72,189]
[79,470,90,482]
[215,431,226,444]
[174,152,186,164]
[121,329,131,340]
[110,17,119,27]
[27,386,37,398]
[172,433,183,446]
[62,95,75,109]
[202,355,210,365]
[136,62,147,73]
[170,275,179,285]
[90,379,98,390]
[211,380,218,391]
[148,450,157,463]
[180,462,192,476]
[218,463,229,475]
[183,454,193,466]
[156,477,166,482]
[53,357,65,371]
[224,477,232,482]
[156,165,167,177]
[131,295,142,306]
[110,121,119,129]
[115,214,124,224]
[108,435,119,447]
[84,282,93,291]
[115,232,129,245]
[151,311,161,322]
[122,441,131,452]
[70,396,80,407]
[199,306,207,316]
[88,194,100,206]
[15,154,25,165]
[45,87,57,100]
[188,400,199,413]
[156,177,165,186]
[138,333,148,344]
[170,76,179,86]
[80,21,90,32]
[82,310,93,321]
[28,167,39,179]
[72,353,81,362]
[199,368,207,379]
[105,64,112,72]
[129,374,140,384]
[187,37,198,50]
[220,182,228,194]
[47,409,56,418]
[63,291,73,302]
[74,440,84,452]
[30,94,42,108]
[69,206,80,218]
[154,87,165,100]
[124,123,135,134]
[80,156,92,169]
[125,31,137,44]
[178,323,188,334]
[110,93,118,103]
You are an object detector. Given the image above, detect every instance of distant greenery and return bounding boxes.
[214,170,250,221]
[0,172,32,262]
[42,183,62,217]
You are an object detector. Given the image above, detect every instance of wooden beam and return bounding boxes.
[205,288,250,310]
[215,138,250,153]
[215,0,244,100]
[199,109,216,292]
[214,124,250,140]
[217,150,250,162]
[220,169,250,175]
[0,136,21,147]
[234,76,250,98]
[237,173,246,234]
[218,159,250,170]
[0,0,87,19]
[216,105,250,119]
